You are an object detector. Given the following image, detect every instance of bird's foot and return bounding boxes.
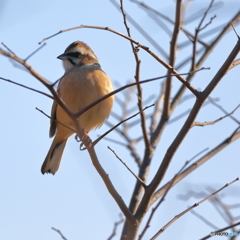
[80,132,92,150]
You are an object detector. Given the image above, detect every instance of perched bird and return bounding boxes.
[41,41,114,174]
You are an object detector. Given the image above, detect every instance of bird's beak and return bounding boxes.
[57,53,69,60]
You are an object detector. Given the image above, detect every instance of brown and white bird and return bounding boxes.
[41,41,114,174]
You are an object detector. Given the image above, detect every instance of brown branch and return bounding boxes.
[150,178,239,240]
[105,121,142,167]
[208,97,240,124]
[227,58,240,72]
[52,227,68,240]
[192,104,240,127]
[138,159,189,240]
[128,94,156,114]
[36,107,75,133]
[38,25,199,96]
[191,0,215,72]
[1,42,16,54]
[108,146,146,188]
[150,82,164,134]
[171,11,240,115]
[87,145,135,223]
[184,1,223,24]
[103,136,127,147]
[202,40,240,99]
[117,0,151,156]
[163,0,182,121]
[200,222,240,240]
[92,104,155,148]
[199,15,216,32]
[24,42,47,61]
[130,0,208,48]
[0,77,53,99]
[110,0,168,59]
[136,39,240,225]
[151,128,240,207]
[107,214,124,240]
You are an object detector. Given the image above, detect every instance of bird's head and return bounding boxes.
[57,41,99,72]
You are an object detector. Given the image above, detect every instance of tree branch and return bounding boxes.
[151,178,239,240]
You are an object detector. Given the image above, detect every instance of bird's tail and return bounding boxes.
[41,138,67,175]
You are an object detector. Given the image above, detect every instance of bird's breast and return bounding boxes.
[56,67,114,132]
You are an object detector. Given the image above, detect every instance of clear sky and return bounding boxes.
[0,1,240,240]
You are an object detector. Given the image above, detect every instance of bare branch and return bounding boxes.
[151,126,240,207]
[150,178,239,240]
[0,77,53,99]
[227,58,240,72]
[163,0,182,121]
[130,0,208,47]
[110,0,168,59]
[105,121,142,167]
[74,70,202,120]
[190,0,215,72]
[184,1,223,24]
[192,104,240,127]
[138,159,189,240]
[135,39,240,225]
[24,42,47,61]
[200,222,240,240]
[52,227,68,240]
[108,146,146,188]
[38,25,200,96]
[107,214,124,240]
[92,104,155,148]
[117,0,151,156]
[36,107,75,133]
[171,11,240,116]
[208,97,240,124]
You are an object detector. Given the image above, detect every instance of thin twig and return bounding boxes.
[150,178,239,240]
[0,77,53,99]
[227,58,240,72]
[184,1,222,24]
[200,222,240,240]
[163,0,182,122]
[74,69,204,120]
[191,0,215,72]
[192,104,240,127]
[92,104,155,147]
[208,97,240,124]
[107,214,124,240]
[130,0,208,47]
[151,127,240,206]
[36,107,76,133]
[52,227,68,240]
[110,0,168,59]
[1,42,16,55]
[108,146,146,188]
[118,0,151,155]
[38,25,200,96]
[24,42,47,61]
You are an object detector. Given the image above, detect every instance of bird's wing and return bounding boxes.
[49,100,58,138]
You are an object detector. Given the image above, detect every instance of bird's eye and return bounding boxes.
[73,52,82,57]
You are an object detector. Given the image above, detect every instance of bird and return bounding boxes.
[41,41,114,175]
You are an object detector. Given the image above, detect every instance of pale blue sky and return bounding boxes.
[0,1,240,240]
